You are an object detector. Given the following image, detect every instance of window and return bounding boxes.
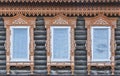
[10,26,30,61]
[91,26,111,61]
[85,14,117,75]
[4,14,36,74]
[44,14,76,75]
[51,26,70,61]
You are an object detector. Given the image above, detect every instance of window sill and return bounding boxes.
[10,60,30,63]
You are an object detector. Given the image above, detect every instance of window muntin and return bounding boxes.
[91,26,111,61]
[10,26,30,61]
[51,26,70,62]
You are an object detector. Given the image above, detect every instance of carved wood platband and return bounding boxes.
[85,14,117,75]
[4,14,36,74]
[44,14,77,75]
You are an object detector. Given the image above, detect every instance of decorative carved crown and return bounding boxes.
[85,14,117,28]
[53,17,68,24]
[12,18,28,24]
[93,18,109,25]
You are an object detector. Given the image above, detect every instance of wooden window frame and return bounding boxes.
[44,14,76,75]
[85,14,117,75]
[91,26,111,62]
[4,14,36,74]
[51,26,71,62]
[10,26,30,61]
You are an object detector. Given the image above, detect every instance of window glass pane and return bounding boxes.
[92,27,110,61]
[52,27,70,61]
[12,28,29,60]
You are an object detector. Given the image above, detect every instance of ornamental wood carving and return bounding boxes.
[44,14,76,75]
[0,5,120,16]
[4,14,36,74]
[12,18,28,24]
[53,17,68,24]
[85,14,117,75]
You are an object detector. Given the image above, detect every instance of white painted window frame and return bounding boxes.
[51,26,71,62]
[91,26,111,62]
[10,26,30,62]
